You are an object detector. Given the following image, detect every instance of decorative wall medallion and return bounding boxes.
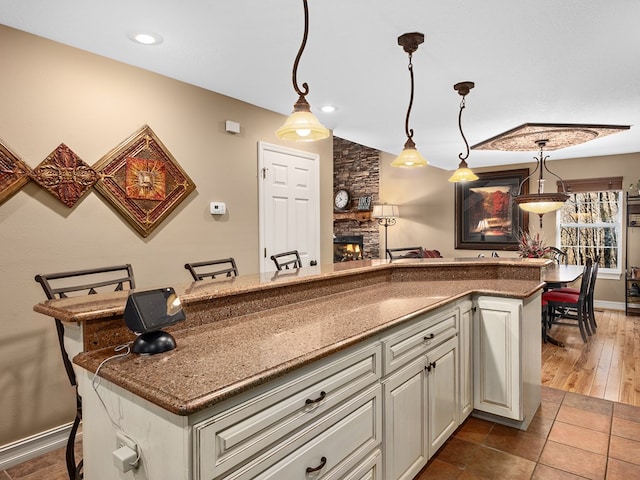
[93,125,196,237]
[0,140,31,205]
[30,143,98,208]
[125,157,167,201]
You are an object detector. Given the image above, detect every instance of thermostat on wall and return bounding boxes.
[210,202,226,215]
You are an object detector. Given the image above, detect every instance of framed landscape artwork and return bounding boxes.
[455,168,529,250]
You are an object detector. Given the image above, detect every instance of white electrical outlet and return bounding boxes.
[113,432,139,472]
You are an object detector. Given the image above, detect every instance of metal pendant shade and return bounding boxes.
[513,140,570,227]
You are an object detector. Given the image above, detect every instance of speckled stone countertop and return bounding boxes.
[34,258,549,416]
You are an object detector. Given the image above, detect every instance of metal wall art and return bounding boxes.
[30,143,98,208]
[0,140,31,205]
[93,125,196,237]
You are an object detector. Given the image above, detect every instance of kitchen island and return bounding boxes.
[34,258,548,480]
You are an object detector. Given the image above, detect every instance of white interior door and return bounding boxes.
[258,142,320,273]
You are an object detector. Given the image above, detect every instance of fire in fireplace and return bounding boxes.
[333,235,364,262]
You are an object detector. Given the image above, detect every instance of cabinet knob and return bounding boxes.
[306,456,327,473]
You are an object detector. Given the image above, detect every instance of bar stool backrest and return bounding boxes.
[184,258,238,281]
[270,250,302,270]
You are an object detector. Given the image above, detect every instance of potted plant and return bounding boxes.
[518,230,550,258]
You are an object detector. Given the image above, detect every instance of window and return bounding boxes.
[556,190,622,276]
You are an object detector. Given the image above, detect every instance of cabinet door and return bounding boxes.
[427,336,459,457]
[473,296,523,420]
[458,299,474,420]
[382,357,428,480]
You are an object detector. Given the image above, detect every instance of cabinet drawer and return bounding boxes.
[382,307,457,375]
[342,449,382,480]
[194,342,381,479]
[250,384,382,480]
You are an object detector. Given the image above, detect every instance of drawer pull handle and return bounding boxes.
[305,391,326,405]
[424,333,435,341]
[306,456,327,473]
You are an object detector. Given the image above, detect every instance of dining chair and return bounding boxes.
[550,256,600,334]
[548,246,568,265]
[184,258,238,281]
[270,250,302,270]
[34,264,136,480]
[542,258,593,343]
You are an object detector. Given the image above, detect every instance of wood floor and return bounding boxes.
[542,308,640,406]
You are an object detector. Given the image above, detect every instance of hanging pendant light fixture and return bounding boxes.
[391,32,428,168]
[275,0,329,142]
[448,81,478,182]
[513,139,570,227]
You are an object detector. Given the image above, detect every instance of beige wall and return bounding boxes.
[0,25,332,446]
[381,152,640,305]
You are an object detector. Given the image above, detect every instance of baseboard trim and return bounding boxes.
[595,300,624,311]
[0,422,79,471]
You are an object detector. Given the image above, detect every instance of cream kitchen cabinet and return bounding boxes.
[457,299,474,420]
[80,340,383,480]
[472,294,541,430]
[381,305,459,480]
[76,289,542,480]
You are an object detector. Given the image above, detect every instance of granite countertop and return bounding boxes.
[66,259,546,416]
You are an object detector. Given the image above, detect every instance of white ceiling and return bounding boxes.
[1,0,639,170]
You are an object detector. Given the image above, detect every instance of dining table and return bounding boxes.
[542,263,584,346]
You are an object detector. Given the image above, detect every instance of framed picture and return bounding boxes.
[455,168,529,250]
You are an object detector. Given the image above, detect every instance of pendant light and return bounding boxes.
[513,139,570,227]
[275,0,329,142]
[448,81,479,182]
[391,32,428,168]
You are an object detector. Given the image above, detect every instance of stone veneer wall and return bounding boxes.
[333,136,380,259]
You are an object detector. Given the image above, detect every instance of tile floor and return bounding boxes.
[415,386,640,480]
[3,387,640,479]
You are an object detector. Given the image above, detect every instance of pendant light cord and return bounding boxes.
[292,0,310,98]
[404,53,415,141]
[458,96,469,162]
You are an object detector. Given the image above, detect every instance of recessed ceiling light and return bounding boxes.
[129,32,163,46]
[321,105,336,113]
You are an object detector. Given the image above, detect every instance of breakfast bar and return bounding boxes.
[34,258,549,480]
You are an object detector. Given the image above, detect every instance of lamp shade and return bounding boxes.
[372,204,399,218]
[448,166,478,182]
[275,110,330,141]
[514,193,569,215]
[390,145,428,168]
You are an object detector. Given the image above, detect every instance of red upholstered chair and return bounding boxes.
[542,258,593,343]
[550,256,599,333]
